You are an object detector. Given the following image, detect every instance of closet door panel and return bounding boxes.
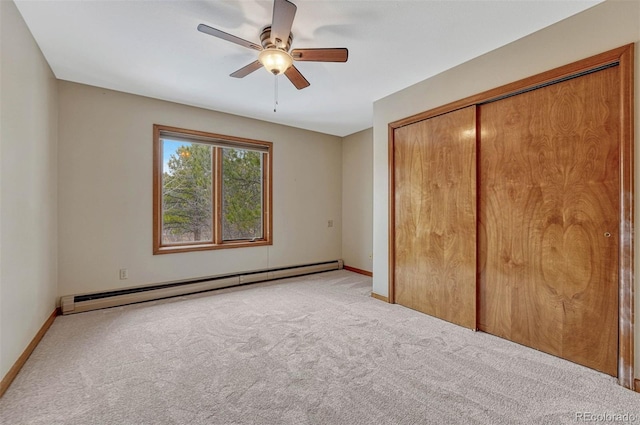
[478,67,620,375]
[394,106,476,329]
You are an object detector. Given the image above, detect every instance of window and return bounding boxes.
[153,125,272,254]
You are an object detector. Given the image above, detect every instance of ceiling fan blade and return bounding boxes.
[198,24,262,51]
[230,60,263,78]
[284,65,310,90]
[271,0,297,48]
[291,48,348,62]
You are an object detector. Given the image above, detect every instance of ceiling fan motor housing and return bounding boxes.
[260,26,293,50]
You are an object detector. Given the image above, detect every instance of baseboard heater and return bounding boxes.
[60,259,343,315]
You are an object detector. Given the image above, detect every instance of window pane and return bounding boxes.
[222,148,263,241]
[161,140,213,244]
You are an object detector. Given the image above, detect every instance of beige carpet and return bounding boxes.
[1,270,638,424]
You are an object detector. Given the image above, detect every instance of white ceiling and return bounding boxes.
[15,0,602,137]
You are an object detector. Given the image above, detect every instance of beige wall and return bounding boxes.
[372,0,640,376]
[0,1,59,378]
[58,82,342,296]
[342,128,373,273]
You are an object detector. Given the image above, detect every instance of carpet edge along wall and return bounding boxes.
[0,309,58,398]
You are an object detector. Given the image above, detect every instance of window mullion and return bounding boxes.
[214,147,223,245]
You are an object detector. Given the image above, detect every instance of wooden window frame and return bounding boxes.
[153,124,273,255]
[388,44,634,389]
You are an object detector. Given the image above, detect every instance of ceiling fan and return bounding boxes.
[197,0,348,90]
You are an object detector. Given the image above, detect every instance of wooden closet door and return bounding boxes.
[394,106,476,329]
[478,67,620,375]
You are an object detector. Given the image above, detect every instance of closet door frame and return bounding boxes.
[387,44,634,389]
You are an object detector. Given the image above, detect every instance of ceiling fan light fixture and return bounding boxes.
[258,48,293,75]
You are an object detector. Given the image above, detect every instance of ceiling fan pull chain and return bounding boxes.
[274,74,279,112]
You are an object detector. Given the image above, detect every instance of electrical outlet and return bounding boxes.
[119,268,128,280]
[328,220,333,228]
